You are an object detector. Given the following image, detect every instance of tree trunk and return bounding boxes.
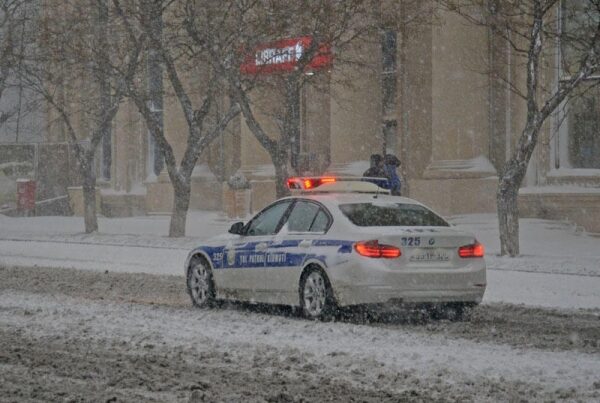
[497,175,520,256]
[273,152,291,198]
[169,178,191,237]
[285,79,301,174]
[497,122,537,257]
[82,163,98,234]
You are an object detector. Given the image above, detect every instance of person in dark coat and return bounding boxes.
[363,154,386,178]
[384,154,402,196]
[363,154,393,189]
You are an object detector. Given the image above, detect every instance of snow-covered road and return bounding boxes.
[1,266,599,402]
[2,210,598,401]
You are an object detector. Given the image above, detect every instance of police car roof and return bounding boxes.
[284,192,422,208]
[282,176,427,210]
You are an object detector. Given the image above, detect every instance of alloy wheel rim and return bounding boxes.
[303,271,327,317]
[189,263,209,304]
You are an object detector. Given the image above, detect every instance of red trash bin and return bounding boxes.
[16,179,36,215]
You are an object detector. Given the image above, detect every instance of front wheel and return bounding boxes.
[187,257,215,308]
[299,268,336,320]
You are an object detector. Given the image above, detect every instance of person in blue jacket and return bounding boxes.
[384,154,402,196]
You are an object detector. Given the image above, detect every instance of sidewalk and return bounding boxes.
[1,211,599,310]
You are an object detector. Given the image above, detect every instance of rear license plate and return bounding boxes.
[409,249,450,262]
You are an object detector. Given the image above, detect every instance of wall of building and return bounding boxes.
[302,75,331,175]
[329,36,382,168]
[402,7,498,215]
[430,10,489,164]
[41,1,600,234]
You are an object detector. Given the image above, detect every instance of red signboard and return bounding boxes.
[240,36,332,75]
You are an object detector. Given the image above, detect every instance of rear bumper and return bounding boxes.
[326,259,486,307]
[334,286,485,306]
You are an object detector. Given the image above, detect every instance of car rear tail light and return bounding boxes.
[354,240,401,258]
[458,242,484,258]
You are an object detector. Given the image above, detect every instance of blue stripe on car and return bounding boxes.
[195,239,354,270]
[269,240,302,248]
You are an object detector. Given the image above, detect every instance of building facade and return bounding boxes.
[23,1,600,232]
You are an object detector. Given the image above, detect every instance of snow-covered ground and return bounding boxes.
[0,211,599,310]
[453,213,600,277]
[1,212,599,401]
[1,288,599,401]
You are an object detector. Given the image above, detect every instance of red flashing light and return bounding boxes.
[287,178,300,189]
[354,240,401,259]
[458,242,485,258]
[287,176,337,190]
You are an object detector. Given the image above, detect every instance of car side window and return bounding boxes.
[285,201,320,232]
[310,209,331,233]
[245,201,292,236]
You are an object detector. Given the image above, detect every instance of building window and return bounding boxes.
[566,83,600,168]
[381,30,397,117]
[557,0,600,169]
[146,2,164,178]
[381,30,397,153]
[100,129,112,180]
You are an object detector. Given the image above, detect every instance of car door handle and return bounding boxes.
[255,242,268,251]
[299,240,312,248]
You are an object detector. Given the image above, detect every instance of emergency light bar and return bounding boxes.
[287,176,391,194]
[287,177,337,190]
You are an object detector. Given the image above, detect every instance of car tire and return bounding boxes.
[187,256,215,308]
[299,267,336,320]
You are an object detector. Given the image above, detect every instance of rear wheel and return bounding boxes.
[299,267,336,320]
[187,257,215,308]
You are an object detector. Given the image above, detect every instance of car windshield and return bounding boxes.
[339,202,449,227]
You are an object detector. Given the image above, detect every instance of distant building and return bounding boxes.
[0,1,45,144]
[19,1,600,233]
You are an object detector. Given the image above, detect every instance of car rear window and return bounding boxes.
[339,202,449,227]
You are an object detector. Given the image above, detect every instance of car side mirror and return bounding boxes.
[228,222,244,235]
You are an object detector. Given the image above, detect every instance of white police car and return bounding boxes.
[185,177,486,320]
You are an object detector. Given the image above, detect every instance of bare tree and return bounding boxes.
[184,0,387,198]
[445,0,600,256]
[22,0,144,232]
[187,0,433,198]
[115,0,240,237]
